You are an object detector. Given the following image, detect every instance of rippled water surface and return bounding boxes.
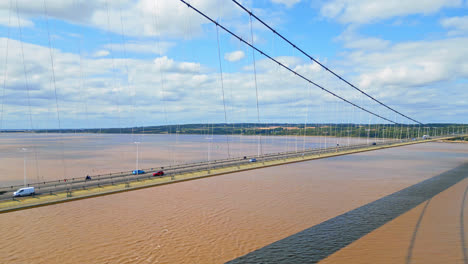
[0,133,369,186]
[0,136,467,263]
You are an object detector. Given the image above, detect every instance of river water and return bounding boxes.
[0,133,370,186]
[0,134,466,263]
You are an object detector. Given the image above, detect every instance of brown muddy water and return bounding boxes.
[319,177,468,264]
[0,135,467,263]
[0,133,371,186]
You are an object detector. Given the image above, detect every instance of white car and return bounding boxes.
[13,187,35,197]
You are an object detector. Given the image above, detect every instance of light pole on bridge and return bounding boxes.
[134,142,140,172]
[21,148,28,187]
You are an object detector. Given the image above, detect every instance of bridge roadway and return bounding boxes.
[0,135,463,207]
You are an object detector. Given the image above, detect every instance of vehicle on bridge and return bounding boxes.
[153,171,164,176]
[13,187,35,197]
[132,170,145,175]
[249,158,257,162]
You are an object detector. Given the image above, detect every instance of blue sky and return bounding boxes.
[0,0,467,129]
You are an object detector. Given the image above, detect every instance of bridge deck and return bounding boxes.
[0,135,464,213]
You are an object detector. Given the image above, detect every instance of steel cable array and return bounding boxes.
[230,0,423,126]
[178,0,400,125]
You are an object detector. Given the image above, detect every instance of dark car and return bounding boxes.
[132,169,145,175]
[153,171,164,176]
[372,142,377,145]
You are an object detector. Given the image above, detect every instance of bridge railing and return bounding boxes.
[0,135,457,194]
[0,137,418,192]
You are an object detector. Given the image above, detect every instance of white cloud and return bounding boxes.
[315,1,468,123]
[92,50,109,57]
[441,15,468,35]
[4,1,425,127]
[224,50,245,62]
[344,37,468,89]
[321,0,463,24]
[329,35,468,122]
[0,36,379,129]
[270,0,301,8]
[336,26,390,50]
[0,0,243,38]
[246,56,303,72]
[153,56,200,73]
[2,12,468,129]
[0,9,34,28]
[104,41,174,55]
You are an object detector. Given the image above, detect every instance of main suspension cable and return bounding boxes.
[229,0,423,126]
[178,0,399,125]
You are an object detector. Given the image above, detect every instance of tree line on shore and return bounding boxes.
[11,123,467,139]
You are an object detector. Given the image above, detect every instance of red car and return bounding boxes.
[153,171,164,176]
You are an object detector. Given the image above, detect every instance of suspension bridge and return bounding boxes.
[0,0,466,213]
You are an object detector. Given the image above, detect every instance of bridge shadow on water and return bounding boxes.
[227,162,468,264]
[461,185,468,264]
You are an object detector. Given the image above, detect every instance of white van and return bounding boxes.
[13,187,35,197]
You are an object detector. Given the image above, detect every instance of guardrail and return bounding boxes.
[0,134,460,195]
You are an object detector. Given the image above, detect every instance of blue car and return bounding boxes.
[132,170,145,175]
[249,158,257,162]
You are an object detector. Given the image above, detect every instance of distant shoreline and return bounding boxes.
[1,123,465,139]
